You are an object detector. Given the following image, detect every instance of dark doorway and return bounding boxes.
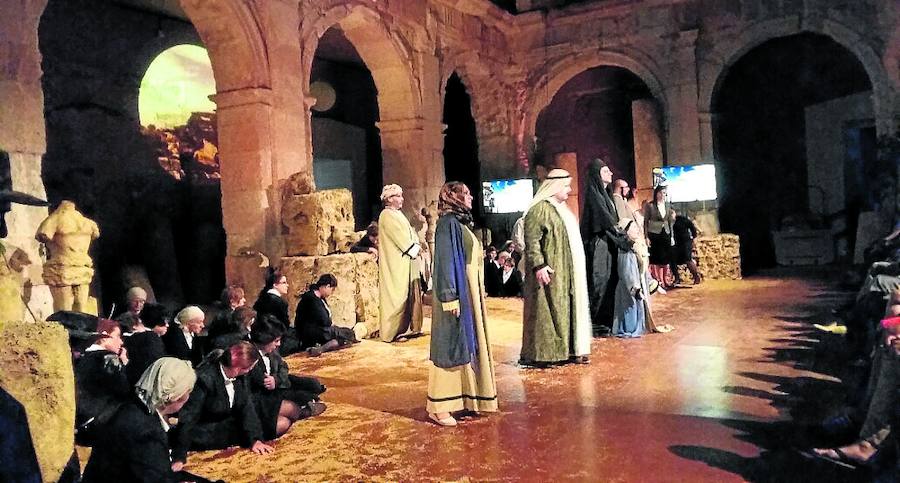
[442,73,481,222]
[310,27,383,229]
[535,66,654,197]
[712,33,872,272]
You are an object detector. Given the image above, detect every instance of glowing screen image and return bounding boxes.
[655,164,718,203]
[139,45,216,128]
[482,179,534,214]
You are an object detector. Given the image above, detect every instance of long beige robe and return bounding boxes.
[378,208,423,342]
[427,223,498,414]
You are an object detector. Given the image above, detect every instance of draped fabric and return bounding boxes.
[580,159,618,237]
[427,218,497,414]
[377,208,423,342]
[430,215,477,368]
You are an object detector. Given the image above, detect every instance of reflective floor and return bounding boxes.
[186,268,860,482]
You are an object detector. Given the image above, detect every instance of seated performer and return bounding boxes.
[161,306,206,366]
[248,316,327,439]
[295,274,358,356]
[170,341,274,467]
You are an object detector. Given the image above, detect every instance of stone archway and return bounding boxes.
[526,49,669,147]
[301,4,439,216]
[698,15,896,155]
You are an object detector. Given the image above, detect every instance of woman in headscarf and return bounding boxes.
[580,158,622,333]
[426,182,498,427]
[521,169,592,366]
[82,357,196,483]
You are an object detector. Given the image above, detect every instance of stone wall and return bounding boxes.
[0,320,75,482]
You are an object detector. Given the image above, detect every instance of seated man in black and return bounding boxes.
[75,319,132,444]
[295,274,358,356]
[498,255,523,297]
[350,222,379,258]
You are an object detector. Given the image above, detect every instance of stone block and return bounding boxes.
[225,251,270,305]
[280,252,379,336]
[281,187,355,257]
[0,321,75,483]
[692,234,742,280]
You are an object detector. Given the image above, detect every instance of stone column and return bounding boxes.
[632,99,664,199]
[698,110,716,165]
[212,88,278,284]
[0,0,52,321]
[664,30,703,167]
[378,117,446,219]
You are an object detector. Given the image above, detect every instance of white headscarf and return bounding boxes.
[135,357,196,412]
[380,184,402,202]
[525,169,592,356]
[175,305,204,325]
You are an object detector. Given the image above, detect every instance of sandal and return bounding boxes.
[428,413,457,427]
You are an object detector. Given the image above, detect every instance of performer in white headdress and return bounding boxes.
[377,184,423,342]
[520,169,592,366]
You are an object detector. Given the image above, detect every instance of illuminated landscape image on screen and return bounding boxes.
[658,164,718,203]
[482,179,534,214]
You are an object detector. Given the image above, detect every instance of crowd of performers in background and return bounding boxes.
[60,159,706,480]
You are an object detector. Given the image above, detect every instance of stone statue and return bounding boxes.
[35,200,99,312]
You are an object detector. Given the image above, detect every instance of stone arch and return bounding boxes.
[525,48,669,141]
[301,3,421,122]
[179,0,271,92]
[699,15,895,135]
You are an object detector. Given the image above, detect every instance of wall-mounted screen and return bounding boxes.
[482,179,534,214]
[653,164,718,203]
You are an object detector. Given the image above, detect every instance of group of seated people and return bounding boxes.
[803,226,900,478]
[483,243,524,298]
[70,270,358,481]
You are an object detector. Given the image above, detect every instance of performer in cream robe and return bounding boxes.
[377,184,424,342]
[520,169,592,365]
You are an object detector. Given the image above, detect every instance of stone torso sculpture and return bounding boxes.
[35,200,99,312]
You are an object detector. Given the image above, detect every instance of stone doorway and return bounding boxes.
[711,33,873,271]
[535,66,661,204]
[442,72,481,223]
[310,26,382,229]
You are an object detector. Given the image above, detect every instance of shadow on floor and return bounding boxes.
[668,267,873,482]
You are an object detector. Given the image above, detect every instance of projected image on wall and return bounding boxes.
[482,179,534,214]
[656,164,718,203]
[138,45,218,180]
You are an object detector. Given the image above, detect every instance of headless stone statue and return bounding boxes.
[35,200,99,312]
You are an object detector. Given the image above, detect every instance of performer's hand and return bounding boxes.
[118,347,129,365]
[251,440,274,455]
[171,461,185,472]
[263,375,276,390]
[450,307,460,317]
[536,266,554,286]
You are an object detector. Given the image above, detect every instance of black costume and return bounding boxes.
[123,331,166,385]
[671,215,698,265]
[349,234,376,253]
[170,362,264,462]
[580,159,622,330]
[81,397,177,483]
[247,350,326,439]
[483,258,502,296]
[498,268,523,297]
[74,349,132,430]
[161,325,204,366]
[294,290,357,349]
[254,291,299,355]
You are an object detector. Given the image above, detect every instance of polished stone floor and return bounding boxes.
[186,268,861,482]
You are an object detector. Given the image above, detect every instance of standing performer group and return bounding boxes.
[426,182,498,426]
[520,169,592,366]
[378,184,424,342]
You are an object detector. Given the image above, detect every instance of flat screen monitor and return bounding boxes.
[482,179,533,214]
[653,164,718,203]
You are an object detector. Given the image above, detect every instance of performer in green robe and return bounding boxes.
[377,184,424,342]
[521,169,592,366]
[427,182,498,426]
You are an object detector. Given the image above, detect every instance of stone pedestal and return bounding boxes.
[281,252,379,335]
[0,320,75,483]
